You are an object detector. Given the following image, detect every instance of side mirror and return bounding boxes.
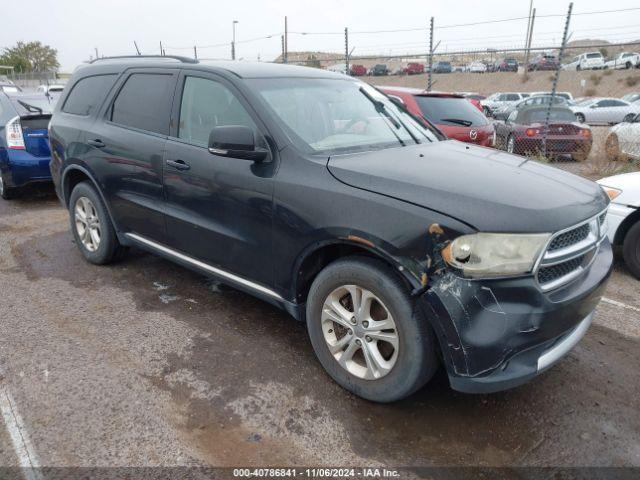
[208,125,269,162]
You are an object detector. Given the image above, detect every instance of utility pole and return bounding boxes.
[284,16,288,64]
[95,47,99,60]
[427,17,434,91]
[542,2,572,156]
[193,46,198,60]
[523,0,533,62]
[232,20,238,60]
[345,28,349,75]
[523,8,536,75]
[281,35,286,63]
[134,41,141,55]
[159,41,164,56]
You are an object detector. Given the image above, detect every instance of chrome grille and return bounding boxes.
[548,224,590,251]
[536,210,606,292]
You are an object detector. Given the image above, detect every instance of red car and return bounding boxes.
[350,64,367,76]
[404,62,424,75]
[379,87,495,146]
[494,106,592,161]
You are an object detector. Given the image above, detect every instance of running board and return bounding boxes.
[124,233,283,301]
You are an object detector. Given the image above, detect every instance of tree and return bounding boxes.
[0,41,59,72]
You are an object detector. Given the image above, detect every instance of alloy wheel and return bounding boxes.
[321,284,399,380]
[74,196,101,252]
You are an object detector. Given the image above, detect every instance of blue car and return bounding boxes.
[0,92,56,199]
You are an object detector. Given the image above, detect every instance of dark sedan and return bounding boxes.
[495,106,592,161]
[528,54,560,71]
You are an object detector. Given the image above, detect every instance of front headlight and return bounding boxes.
[442,233,551,278]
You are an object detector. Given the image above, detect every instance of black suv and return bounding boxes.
[49,56,612,402]
[368,64,389,76]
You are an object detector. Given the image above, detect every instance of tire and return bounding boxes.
[0,174,16,200]
[305,256,438,403]
[68,181,126,264]
[577,64,581,71]
[575,113,586,124]
[623,113,635,123]
[483,107,491,117]
[626,62,632,70]
[622,221,640,280]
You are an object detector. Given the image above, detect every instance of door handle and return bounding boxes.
[87,139,105,148]
[166,159,190,171]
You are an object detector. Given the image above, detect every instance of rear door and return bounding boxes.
[86,68,178,243]
[162,71,276,288]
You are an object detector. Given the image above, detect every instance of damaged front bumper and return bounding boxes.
[419,239,613,394]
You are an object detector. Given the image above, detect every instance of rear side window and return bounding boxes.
[111,73,175,135]
[62,74,117,116]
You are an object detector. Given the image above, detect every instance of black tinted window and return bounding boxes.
[111,73,174,134]
[414,96,488,127]
[62,74,117,116]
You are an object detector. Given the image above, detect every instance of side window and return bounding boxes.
[608,100,626,107]
[595,100,609,108]
[507,111,518,123]
[506,94,519,101]
[498,94,509,101]
[178,76,262,147]
[111,73,175,135]
[62,74,117,116]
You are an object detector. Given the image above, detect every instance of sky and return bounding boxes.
[1,0,639,71]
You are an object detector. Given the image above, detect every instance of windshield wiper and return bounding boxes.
[17,100,44,115]
[359,86,401,129]
[441,118,473,127]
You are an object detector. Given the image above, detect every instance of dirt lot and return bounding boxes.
[0,161,639,476]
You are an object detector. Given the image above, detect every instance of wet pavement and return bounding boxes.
[0,188,639,471]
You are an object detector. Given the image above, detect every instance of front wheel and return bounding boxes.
[305,257,438,402]
[623,221,640,280]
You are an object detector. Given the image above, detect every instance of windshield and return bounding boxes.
[9,96,57,115]
[621,93,640,102]
[522,109,575,124]
[414,96,488,127]
[586,53,602,59]
[249,78,438,154]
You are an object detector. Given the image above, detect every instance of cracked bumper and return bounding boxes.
[419,239,613,394]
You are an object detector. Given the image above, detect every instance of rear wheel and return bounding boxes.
[605,133,625,162]
[626,61,632,69]
[0,174,16,200]
[575,113,586,124]
[623,221,640,280]
[305,256,438,402]
[69,181,127,264]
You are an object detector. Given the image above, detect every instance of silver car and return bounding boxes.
[570,98,640,125]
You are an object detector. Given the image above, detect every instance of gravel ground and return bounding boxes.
[0,184,639,473]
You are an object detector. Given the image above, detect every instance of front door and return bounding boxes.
[163,72,276,288]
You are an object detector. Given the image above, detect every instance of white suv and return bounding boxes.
[564,52,605,71]
[605,52,640,70]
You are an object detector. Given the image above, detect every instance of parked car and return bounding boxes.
[49,56,612,401]
[563,52,605,71]
[368,64,389,76]
[495,106,592,161]
[492,94,568,121]
[597,172,640,279]
[326,63,348,75]
[621,92,640,103]
[604,52,640,70]
[456,92,484,112]
[404,62,424,75]
[605,113,640,162]
[570,97,640,125]
[480,92,527,117]
[495,58,519,72]
[0,92,57,199]
[528,54,559,71]
[379,87,494,146]
[432,61,452,73]
[349,64,367,76]
[467,61,487,73]
[36,84,65,95]
[530,91,574,102]
[0,82,22,94]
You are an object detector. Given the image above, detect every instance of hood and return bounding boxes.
[327,140,608,233]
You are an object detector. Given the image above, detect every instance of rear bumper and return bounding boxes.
[0,149,52,188]
[514,137,592,156]
[420,239,612,394]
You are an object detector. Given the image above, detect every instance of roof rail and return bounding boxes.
[89,55,198,64]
